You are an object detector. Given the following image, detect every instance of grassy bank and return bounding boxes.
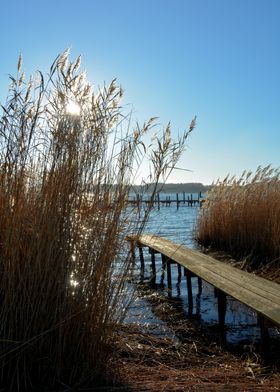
[0,51,194,390]
[196,166,280,272]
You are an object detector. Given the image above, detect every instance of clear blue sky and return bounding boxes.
[0,0,279,184]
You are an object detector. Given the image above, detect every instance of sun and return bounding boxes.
[66,101,81,116]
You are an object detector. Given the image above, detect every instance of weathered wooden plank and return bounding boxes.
[137,234,280,300]
[128,234,280,327]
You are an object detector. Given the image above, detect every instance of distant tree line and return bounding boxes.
[130,182,211,194]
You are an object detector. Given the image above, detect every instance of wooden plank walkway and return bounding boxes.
[127,234,280,346]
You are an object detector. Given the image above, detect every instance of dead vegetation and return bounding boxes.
[196,166,280,273]
[111,324,280,391]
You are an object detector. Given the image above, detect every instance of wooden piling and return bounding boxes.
[258,314,269,356]
[139,246,144,280]
[186,269,193,315]
[217,290,227,328]
[161,254,167,284]
[167,258,172,293]
[197,277,202,295]
[177,263,182,281]
[150,249,156,287]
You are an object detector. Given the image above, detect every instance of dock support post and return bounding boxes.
[217,289,227,328]
[130,240,136,265]
[217,290,227,327]
[139,246,144,281]
[197,277,202,295]
[177,263,182,282]
[216,289,227,344]
[161,254,166,284]
[186,270,193,315]
[176,193,179,209]
[157,193,160,210]
[258,315,269,357]
[183,192,186,204]
[150,249,156,287]
[167,259,172,294]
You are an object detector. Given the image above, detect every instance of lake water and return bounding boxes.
[125,194,278,348]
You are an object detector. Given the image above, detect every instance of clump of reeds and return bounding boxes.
[0,50,194,390]
[196,166,280,270]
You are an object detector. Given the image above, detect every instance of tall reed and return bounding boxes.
[196,166,280,269]
[0,50,194,390]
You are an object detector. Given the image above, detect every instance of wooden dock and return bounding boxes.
[127,234,280,349]
[128,192,203,209]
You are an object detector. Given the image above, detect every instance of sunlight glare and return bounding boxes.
[66,101,81,116]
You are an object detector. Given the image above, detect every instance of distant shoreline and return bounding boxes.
[130,182,211,194]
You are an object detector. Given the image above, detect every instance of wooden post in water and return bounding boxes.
[183,192,186,204]
[197,277,202,295]
[217,289,227,344]
[166,258,172,294]
[216,289,227,328]
[176,193,179,209]
[157,193,160,210]
[190,193,193,206]
[139,246,144,281]
[177,263,182,282]
[150,249,156,287]
[258,314,269,357]
[161,254,167,284]
[130,240,136,265]
[186,269,193,315]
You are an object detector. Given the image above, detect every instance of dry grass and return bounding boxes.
[0,51,194,390]
[196,166,280,271]
[111,324,280,391]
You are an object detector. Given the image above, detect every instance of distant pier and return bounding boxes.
[128,192,203,209]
